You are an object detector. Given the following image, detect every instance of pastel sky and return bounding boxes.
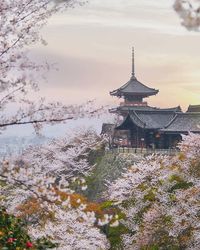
[4,0,200,137]
[30,0,200,112]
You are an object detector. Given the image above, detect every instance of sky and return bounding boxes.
[30,0,200,111]
[4,0,200,137]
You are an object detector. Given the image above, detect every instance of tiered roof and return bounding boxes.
[109,48,200,135]
[110,77,159,98]
[110,48,159,98]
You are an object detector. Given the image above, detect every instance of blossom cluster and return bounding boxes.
[107,133,200,249]
[0,0,103,133]
[0,131,112,249]
[174,0,200,30]
[17,129,104,178]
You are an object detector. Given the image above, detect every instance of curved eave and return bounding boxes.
[110,90,120,96]
[110,89,159,98]
[116,113,146,130]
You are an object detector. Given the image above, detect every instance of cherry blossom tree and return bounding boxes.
[0,132,107,249]
[107,133,200,249]
[0,0,104,134]
[0,130,121,249]
[174,0,200,30]
[16,129,104,178]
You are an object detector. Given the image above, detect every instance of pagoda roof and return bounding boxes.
[110,48,159,98]
[110,76,159,98]
[161,113,200,133]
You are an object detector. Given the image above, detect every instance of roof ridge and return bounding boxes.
[182,112,200,115]
[188,104,200,107]
[136,109,178,113]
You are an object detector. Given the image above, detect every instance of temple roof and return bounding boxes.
[162,113,200,133]
[187,105,200,113]
[101,123,115,135]
[116,110,200,133]
[116,110,176,130]
[112,105,182,113]
[110,48,159,98]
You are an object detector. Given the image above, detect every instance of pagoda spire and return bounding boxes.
[132,47,135,78]
[110,47,159,99]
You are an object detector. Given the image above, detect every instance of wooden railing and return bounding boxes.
[106,147,179,156]
[120,102,148,107]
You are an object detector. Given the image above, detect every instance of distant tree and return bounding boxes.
[16,129,104,178]
[0,0,103,134]
[174,0,200,30]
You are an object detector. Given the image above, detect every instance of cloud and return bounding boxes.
[29,0,200,109]
[47,0,198,36]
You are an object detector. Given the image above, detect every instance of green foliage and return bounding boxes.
[141,244,180,250]
[168,174,183,183]
[98,200,129,249]
[143,190,156,202]
[35,238,57,250]
[168,181,193,193]
[121,197,136,209]
[138,183,148,191]
[0,207,55,250]
[102,223,131,250]
[163,215,172,225]
[86,152,139,201]
[0,179,7,187]
[167,174,194,193]
[141,245,159,250]
[100,201,114,209]
[169,193,177,202]
[88,144,105,166]
[0,207,31,250]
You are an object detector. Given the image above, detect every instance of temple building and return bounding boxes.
[102,48,200,149]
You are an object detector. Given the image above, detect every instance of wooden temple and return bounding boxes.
[102,48,200,149]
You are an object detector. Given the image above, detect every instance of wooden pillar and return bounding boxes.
[136,127,139,148]
[169,135,172,149]
[130,129,134,148]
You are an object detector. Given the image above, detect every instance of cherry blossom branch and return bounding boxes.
[0,35,24,58]
[174,0,200,30]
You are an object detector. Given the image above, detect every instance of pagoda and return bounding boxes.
[102,48,200,149]
[110,48,159,116]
